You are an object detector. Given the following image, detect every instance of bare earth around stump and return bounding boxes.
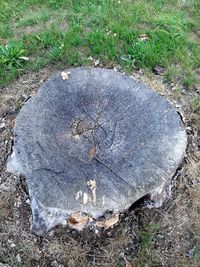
[7,68,187,235]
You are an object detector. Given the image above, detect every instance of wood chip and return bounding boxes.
[68,212,89,231]
[88,144,96,161]
[61,71,71,80]
[96,213,119,229]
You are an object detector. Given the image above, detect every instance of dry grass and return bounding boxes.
[0,67,200,266]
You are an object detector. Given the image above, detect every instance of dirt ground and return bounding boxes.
[0,66,200,267]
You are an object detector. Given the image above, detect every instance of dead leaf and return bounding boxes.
[94,59,100,66]
[88,56,100,66]
[61,71,71,80]
[152,65,165,75]
[194,151,200,161]
[126,261,132,267]
[19,56,30,61]
[96,213,119,229]
[139,34,149,42]
[88,144,96,161]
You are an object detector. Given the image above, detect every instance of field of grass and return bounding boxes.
[0,0,200,88]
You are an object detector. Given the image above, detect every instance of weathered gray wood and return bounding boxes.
[8,68,187,235]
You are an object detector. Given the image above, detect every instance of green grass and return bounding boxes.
[0,42,26,67]
[133,223,161,266]
[16,9,51,27]
[0,0,199,87]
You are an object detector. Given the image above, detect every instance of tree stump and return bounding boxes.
[7,68,187,235]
